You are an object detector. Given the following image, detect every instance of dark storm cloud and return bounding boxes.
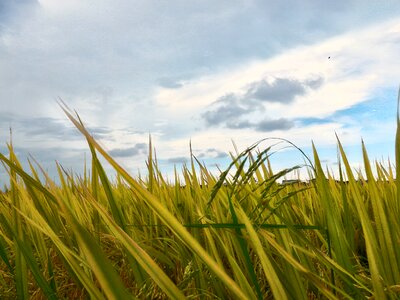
[109,143,147,158]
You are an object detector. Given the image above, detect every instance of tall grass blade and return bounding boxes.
[54,192,134,300]
[8,143,29,300]
[336,136,386,299]
[60,103,250,299]
[86,193,186,299]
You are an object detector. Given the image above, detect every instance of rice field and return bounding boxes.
[1,102,400,299]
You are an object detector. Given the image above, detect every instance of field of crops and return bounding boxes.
[1,104,400,299]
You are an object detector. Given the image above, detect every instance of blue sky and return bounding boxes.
[1,0,400,184]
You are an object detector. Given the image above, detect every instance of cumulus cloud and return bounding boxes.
[245,78,307,104]
[244,76,324,105]
[158,19,400,126]
[202,76,321,131]
[202,94,258,126]
[305,77,324,90]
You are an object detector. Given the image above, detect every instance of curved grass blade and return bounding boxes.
[336,136,386,299]
[13,206,107,299]
[0,234,12,273]
[85,192,186,300]
[7,143,29,300]
[362,140,400,284]
[0,214,57,299]
[60,103,250,300]
[235,206,288,300]
[54,189,134,300]
[88,142,126,231]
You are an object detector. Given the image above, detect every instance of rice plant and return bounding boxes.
[0,96,400,299]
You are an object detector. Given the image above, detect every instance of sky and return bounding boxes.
[1,0,400,184]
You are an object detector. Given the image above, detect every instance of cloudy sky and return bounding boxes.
[1,0,400,184]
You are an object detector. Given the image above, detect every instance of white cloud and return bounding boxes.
[156,18,400,121]
[1,2,400,183]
